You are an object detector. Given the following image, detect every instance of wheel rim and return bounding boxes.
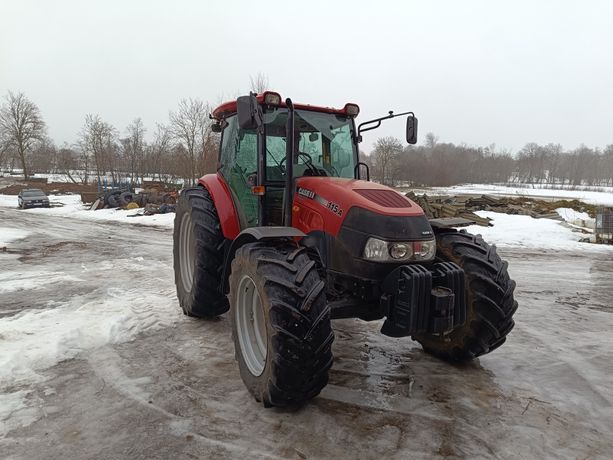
[235,275,267,376]
[179,213,196,293]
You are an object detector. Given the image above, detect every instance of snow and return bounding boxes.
[414,183,613,206]
[0,194,175,228]
[0,227,30,247]
[0,270,85,294]
[0,194,178,388]
[0,265,179,387]
[556,207,595,228]
[1,187,612,392]
[461,211,612,252]
[1,185,613,456]
[0,390,39,437]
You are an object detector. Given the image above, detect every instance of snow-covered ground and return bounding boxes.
[0,194,175,228]
[416,183,613,206]
[0,210,178,438]
[2,186,613,457]
[462,211,611,251]
[0,227,30,247]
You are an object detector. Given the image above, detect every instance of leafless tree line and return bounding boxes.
[3,87,611,189]
[0,93,219,186]
[0,74,273,185]
[366,135,613,188]
[69,99,219,187]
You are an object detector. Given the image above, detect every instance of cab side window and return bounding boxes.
[219,115,258,226]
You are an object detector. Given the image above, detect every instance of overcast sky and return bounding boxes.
[1,0,612,153]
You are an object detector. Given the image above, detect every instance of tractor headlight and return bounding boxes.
[389,242,411,260]
[363,237,436,262]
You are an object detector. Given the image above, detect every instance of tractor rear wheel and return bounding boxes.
[414,230,518,361]
[229,242,334,407]
[173,187,228,317]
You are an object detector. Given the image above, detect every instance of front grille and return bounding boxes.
[354,189,412,208]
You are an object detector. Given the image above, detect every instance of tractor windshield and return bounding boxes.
[263,108,356,181]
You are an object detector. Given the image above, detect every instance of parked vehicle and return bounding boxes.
[18,189,50,209]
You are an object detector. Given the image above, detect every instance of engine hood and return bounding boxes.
[293,177,425,236]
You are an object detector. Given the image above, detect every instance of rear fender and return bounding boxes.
[198,174,241,239]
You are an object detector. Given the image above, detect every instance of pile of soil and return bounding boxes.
[0,181,98,195]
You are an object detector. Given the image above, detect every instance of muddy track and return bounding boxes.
[1,207,613,458]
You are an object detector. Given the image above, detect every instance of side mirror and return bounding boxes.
[237,94,263,130]
[406,114,418,144]
[210,122,222,133]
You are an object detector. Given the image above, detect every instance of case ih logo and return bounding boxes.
[296,187,343,217]
[297,187,315,199]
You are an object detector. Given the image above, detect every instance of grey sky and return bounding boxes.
[1,0,612,153]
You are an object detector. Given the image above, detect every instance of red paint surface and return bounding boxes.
[293,177,424,236]
[212,92,358,119]
[198,174,241,239]
[200,173,423,240]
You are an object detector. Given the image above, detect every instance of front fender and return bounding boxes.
[221,226,306,294]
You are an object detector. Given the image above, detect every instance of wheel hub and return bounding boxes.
[235,275,267,376]
[179,213,196,293]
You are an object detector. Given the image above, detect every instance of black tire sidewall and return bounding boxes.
[228,249,275,401]
[173,187,228,317]
[228,243,333,407]
[415,230,517,360]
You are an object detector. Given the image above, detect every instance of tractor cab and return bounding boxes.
[213,92,371,229]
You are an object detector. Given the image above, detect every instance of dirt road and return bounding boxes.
[1,206,612,459]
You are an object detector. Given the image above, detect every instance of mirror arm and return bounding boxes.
[357,110,414,142]
[354,161,370,181]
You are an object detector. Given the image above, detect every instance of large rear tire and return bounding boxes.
[229,242,334,407]
[414,230,518,361]
[173,187,228,317]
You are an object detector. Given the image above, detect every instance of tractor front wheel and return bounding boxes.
[173,187,228,317]
[229,242,334,407]
[414,230,518,361]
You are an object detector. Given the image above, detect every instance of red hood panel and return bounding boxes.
[293,177,424,236]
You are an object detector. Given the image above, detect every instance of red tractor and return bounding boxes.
[173,92,517,407]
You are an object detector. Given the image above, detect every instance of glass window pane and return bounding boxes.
[263,108,356,179]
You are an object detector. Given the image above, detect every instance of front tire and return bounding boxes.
[229,242,334,407]
[173,187,228,317]
[414,230,518,361]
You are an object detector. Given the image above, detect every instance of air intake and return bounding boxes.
[354,189,412,208]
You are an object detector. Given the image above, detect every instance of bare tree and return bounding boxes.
[424,132,439,150]
[372,136,404,185]
[169,98,212,185]
[0,131,10,170]
[121,118,146,186]
[0,91,46,179]
[79,114,118,185]
[30,139,56,173]
[147,124,172,182]
[56,145,81,184]
[249,72,270,93]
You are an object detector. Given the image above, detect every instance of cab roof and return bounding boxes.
[211,91,358,120]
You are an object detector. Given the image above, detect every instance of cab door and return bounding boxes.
[218,115,259,227]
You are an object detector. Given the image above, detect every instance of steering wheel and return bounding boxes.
[280,152,320,175]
